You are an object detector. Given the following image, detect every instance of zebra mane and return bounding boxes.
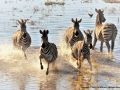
[96,14,102,24]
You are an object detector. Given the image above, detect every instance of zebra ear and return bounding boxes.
[78,19,82,23]
[21,19,24,23]
[46,30,49,34]
[95,8,98,13]
[84,30,87,35]
[90,30,93,34]
[101,9,104,13]
[71,18,75,23]
[24,19,29,24]
[17,20,21,24]
[40,30,43,34]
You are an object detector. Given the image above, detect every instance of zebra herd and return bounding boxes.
[11,8,118,75]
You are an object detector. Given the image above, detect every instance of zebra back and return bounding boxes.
[102,23,117,41]
[71,38,91,60]
[71,41,84,60]
[64,27,75,44]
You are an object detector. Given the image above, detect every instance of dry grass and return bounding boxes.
[108,7,117,14]
[45,1,65,5]
[104,0,120,3]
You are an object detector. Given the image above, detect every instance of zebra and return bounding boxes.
[92,9,118,53]
[64,18,84,47]
[12,19,31,59]
[71,29,93,71]
[39,29,58,75]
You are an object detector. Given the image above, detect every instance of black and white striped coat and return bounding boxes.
[71,30,93,71]
[39,30,58,75]
[92,9,118,53]
[40,42,58,63]
[64,18,84,47]
[12,19,31,59]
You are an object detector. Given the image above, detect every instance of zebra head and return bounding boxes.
[71,18,82,31]
[84,30,93,49]
[17,19,29,32]
[40,29,49,44]
[95,9,106,24]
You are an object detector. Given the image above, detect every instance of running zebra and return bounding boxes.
[71,29,93,71]
[12,19,31,59]
[92,9,118,53]
[39,29,58,75]
[64,18,84,47]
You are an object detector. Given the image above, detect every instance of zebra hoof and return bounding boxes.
[41,65,43,70]
[46,71,49,75]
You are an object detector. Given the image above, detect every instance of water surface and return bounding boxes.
[0,0,120,90]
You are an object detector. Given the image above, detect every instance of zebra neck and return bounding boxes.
[41,42,51,54]
[83,40,89,47]
[83,42,88,48]
[96,15,102,26]
[74,27,79,31]
[96,22,102,26]
[20,29,27,32]
[42,42,50,49]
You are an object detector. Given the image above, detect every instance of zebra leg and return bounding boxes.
[76,49,79,66]
[65,37,69,48]
[111,40,115,53]
[92,34,97,50]
[77,50,81,69]
[24,52,27,60]
[46,62,49,75]
[105,41,110,53]
[21,46,27,59]
[88,59,92,71]
[100,42,103,52]
[39,55,43,70]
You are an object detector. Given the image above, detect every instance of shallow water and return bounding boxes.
[0,0,120,90]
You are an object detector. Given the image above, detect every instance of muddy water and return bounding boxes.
[0,0,120,90]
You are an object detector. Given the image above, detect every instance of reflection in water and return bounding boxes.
[68,58,98,90]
